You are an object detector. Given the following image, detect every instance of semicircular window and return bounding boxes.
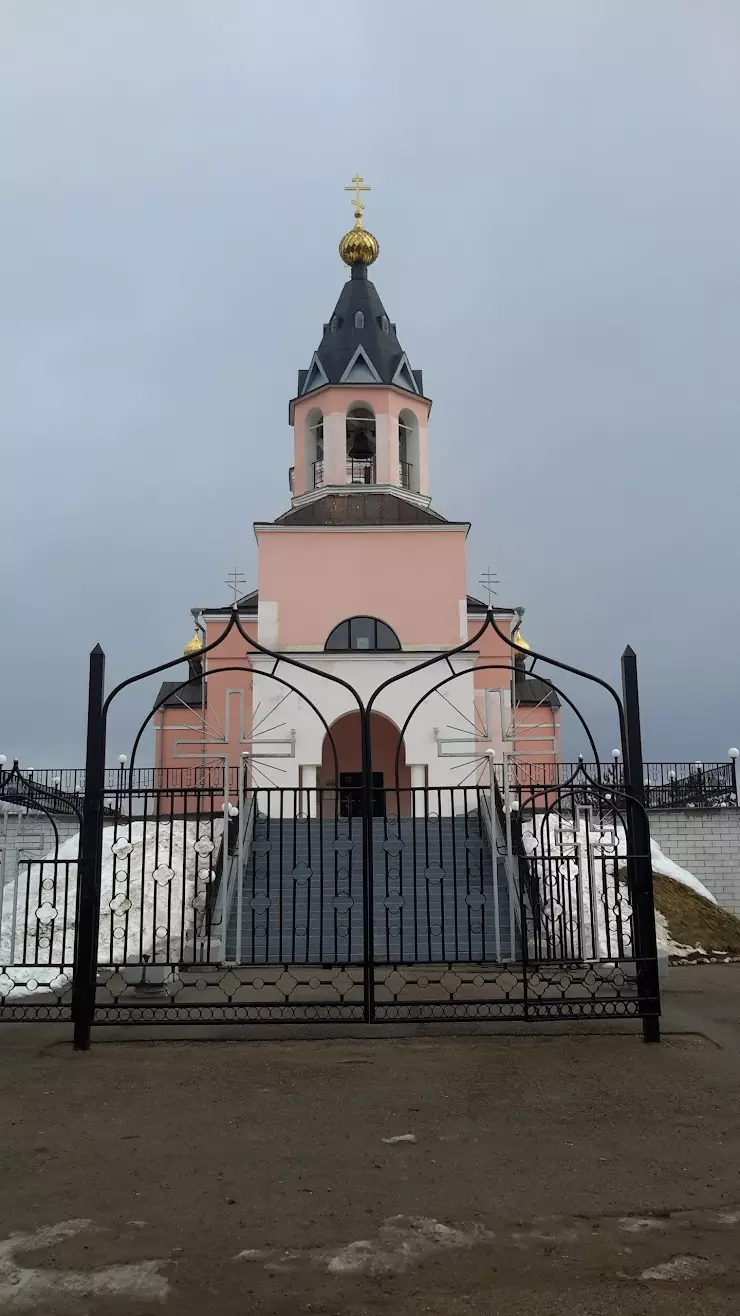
[325,617,401,652]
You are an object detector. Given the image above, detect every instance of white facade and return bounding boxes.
[250,650,486,808]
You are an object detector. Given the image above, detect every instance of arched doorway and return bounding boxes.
[320,710,411,816]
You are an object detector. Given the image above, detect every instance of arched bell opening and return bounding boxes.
[346,404,376,484]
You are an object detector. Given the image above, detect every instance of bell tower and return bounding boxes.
[287,176,432,509]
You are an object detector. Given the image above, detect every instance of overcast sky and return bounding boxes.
[2,1,739,765]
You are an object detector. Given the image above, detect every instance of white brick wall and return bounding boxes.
[0,810,79,889]
[649,809,740,916]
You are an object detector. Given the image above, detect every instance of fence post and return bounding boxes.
[730,749,739,807]
[71,645,106,1051]
[360,708,375,1024]
[485,751,502,964]
[620,646,660,1043]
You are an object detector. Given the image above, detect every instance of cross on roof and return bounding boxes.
[479,567,499,606]
[225,567,247,607]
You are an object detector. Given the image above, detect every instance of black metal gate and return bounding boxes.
[0,611,661,1045]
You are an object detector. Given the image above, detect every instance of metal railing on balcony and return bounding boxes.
[347,457,375,484]
[399,461,413,489]
[312,459,324,488]
[507,760,739,810]
[5,761,738,812]
[642,761,738,810]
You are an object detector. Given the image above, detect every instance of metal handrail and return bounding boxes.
[481,775,540,943]
[206,795,255,959]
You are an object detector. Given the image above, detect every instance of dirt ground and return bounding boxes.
[2,966,740,1315]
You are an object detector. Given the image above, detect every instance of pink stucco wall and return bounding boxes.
[155,702,202,785]
[156,618,258,781]
[469,615,516,692]
[157,600,560,784]
[467,614,560,768]
[257,526,468,649]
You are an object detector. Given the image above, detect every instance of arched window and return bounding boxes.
[325,617,401,652]
[304,407,324,490]
[346,405,376,484]
[381,314,389,333]
[354,310,364,329]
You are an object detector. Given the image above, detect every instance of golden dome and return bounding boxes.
[339,173,379,266]
[514,631,531,654]
[339,225,379,267]
[183,631,203,657]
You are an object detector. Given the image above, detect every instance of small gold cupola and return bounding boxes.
[338,173,379,267]
[183,631,203,657]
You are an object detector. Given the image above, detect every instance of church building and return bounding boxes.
[154,179,560,807]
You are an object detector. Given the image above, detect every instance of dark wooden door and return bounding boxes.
[339,772,385,818]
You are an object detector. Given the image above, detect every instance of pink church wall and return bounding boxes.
[469,615,516,692]
[511,683,560,766]
[156,617,258,786]
[257,526,467,649]
[468,614,560,770]
[155,702,203,786]
[155,603,560,789]
[510,726,559,761]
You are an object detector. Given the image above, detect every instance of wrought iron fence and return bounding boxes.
[642,761,737,809]
[0,764,238,796]
[0,859,76,1020]
[505,760,739,810]
[6,761,737,808]
[2,779,647,1027]
[2,601,665,1044]
[504,773,636,963]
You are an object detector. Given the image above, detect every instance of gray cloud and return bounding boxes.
[2,0,739,763]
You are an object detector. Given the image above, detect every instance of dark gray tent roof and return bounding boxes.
[295,265,423,400]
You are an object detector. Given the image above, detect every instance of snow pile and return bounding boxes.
[649,841,716,904]
[654,910,706,959]
[1,819,223,1000]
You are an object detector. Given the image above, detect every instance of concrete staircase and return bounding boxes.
[225,812,515,964]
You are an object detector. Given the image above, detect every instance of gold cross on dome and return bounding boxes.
[345,173,370,223]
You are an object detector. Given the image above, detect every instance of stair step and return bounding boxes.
[226,814,517,964]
